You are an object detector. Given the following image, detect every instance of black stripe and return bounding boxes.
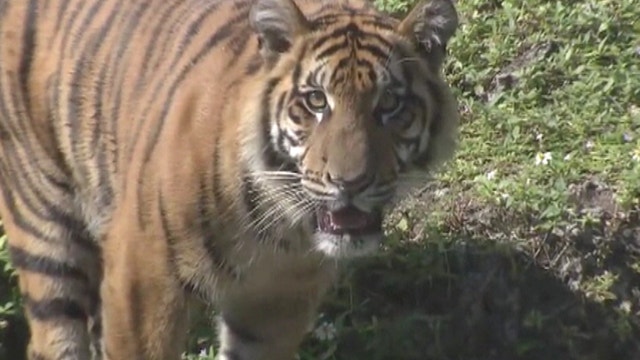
[315,39,348,60]
[311,25,349,51]
[212,130,225,208]
[276,131,288,155]
[1,54,72,205]
[197,176,235,275]
[227,27,252,62]
[310,12,391,26]
[173,1,223,69]
[241,171,261,236]
[313,27,393,58]
[360,18,395,30]
[9,246,90,283]
[18,0,38,112]
[86,2,122,212]
[274,92,288,122]
[280,130,297,150]
[290,43,307,85]
[103,0,145,180]
[244,54,263,76]
[136,12,245,227]
[43,171,73,195]
[68,12,101,184]
[133,0,186,93]
[259,77,288,169]
[158,187,186,289]
[0,166,65,243]
[0,153,84,238]
[87,4,119,155]
[1,162,87,245]
[0,0,7,17]
[24,295,87,321]
[70,0,106,51]
[305,66,324,88]
[73,0,124,156]
[281,128,301,147]
[58,1,85,56]
[160,180,235,290]
[0,162,96,255]
[131,0,222,112]
[158,189,176,245]
[53,0,71,37]
[128,284,144,354]
[358,43,390,60]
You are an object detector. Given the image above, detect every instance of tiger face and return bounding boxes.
[245,0,459,258]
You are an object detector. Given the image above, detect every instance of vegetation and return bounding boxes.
[2,0,639,359]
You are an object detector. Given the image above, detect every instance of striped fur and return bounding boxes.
[0,0,459,359]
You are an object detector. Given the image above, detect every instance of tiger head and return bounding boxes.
[242,0,459,257]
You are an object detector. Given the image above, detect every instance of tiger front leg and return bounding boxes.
[100,215,189,360]
[5,227,100,360]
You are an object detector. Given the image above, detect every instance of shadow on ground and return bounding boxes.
[318,236,640,360]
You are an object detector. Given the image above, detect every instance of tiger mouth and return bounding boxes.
[315,206,383,236]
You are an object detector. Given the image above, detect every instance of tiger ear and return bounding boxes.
[250,0,310,60]
[396,0,458,68]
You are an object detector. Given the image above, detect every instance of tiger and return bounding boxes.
[0,0,460,358]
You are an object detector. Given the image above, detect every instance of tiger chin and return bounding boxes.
[0,0,460,359]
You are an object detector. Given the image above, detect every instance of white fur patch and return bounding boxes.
[313,232,382,258]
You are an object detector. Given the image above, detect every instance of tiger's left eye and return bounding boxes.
[304,90,328,112]
[378,90,402,114]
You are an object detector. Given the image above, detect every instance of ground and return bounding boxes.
[1,0,639,359]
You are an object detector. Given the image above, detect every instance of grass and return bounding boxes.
[1,0,639,359]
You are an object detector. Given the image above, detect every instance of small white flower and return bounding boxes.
[563,153,572,161]
[498,193,510,204]
[584,140,595,150]
[313,322,337,342]
[535,133,544,142]
[619,300,632,314]
[534,152,552,166]
[486,170,497,180]
[434,188,449,198]
[632,147,640,162]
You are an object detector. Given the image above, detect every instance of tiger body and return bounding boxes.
[0,0,459,359]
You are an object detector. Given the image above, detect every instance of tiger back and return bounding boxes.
[0,0,460,359]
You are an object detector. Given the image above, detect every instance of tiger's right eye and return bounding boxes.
[304,90,328,113]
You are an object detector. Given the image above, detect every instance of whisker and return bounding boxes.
[245,187,313,234]
[254,199,313,236]
[239,184,304,228]
[289,199,319,225]
[249,171,302,179]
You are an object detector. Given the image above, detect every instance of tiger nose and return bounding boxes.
[325,171,373,196]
